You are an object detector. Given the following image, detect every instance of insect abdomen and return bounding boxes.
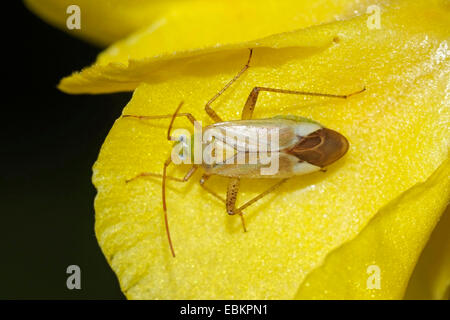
[286,128,349,167]
[202,117,348,178]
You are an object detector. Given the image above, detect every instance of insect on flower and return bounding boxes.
[123,49,365,257]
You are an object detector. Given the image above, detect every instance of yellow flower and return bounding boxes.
[26,0,450,299]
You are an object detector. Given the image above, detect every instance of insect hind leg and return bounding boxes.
[241,86,366,120]
[200,175,247,232]
[237,178,289,212]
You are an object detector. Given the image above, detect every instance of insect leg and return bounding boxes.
[122,112,195,126]
[199,175,246,232]
[241,86,366,120]
[205,49,253,123]
[226,178,247,232]
[226,178,241,215]
[126,165,198,183]
[236,178,289,212]
[123,101,197,141]
[199,174,226,203]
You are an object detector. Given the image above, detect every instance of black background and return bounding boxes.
[2,3,128,299]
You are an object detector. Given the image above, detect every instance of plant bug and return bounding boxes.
[123,49,365,257]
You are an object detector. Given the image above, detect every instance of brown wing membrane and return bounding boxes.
[287,128,349,167]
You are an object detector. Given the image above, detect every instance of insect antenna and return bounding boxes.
[124,101,191,257]
[162,157,176,257]
[162,101,185,258]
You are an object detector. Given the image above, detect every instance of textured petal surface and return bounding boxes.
[25,0,367,48]
[94,0,370,65]
[92,0,450,299]
[295,160,450,299]
[56,0,376,93]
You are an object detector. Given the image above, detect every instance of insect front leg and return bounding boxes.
[123,101,197,141]
[204,49,253,123]
[241,86,366,120]
[126,165,197,183]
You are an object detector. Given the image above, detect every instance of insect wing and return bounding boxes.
[206,119,301,152]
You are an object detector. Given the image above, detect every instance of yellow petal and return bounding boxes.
[57,0,373,94]
[404,205,450,300]
[93,0,449,299]
[24,0,366,49]
[295,160,450,299]
[24,0,174,45]
[94,0,367,65]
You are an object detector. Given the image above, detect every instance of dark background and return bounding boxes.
[2,3,128,299]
